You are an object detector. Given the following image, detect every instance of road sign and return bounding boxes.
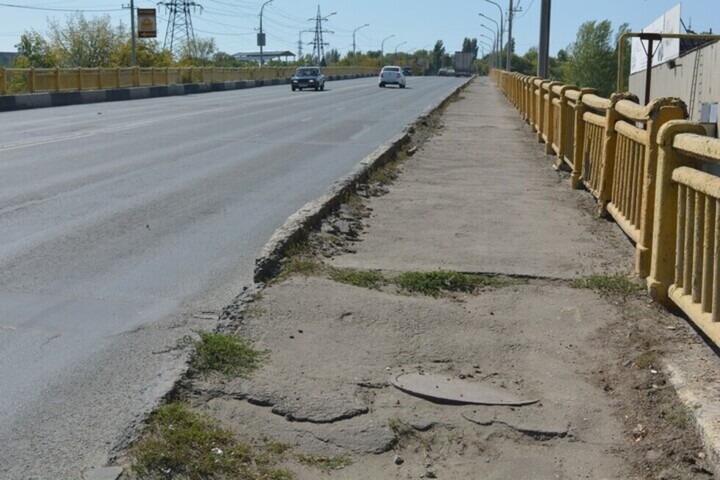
[138,9,157,38]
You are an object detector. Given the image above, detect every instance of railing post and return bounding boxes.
[133,66,139,87]
[0,68,5,95]
[28,67,35,93]
[53,67,60,92]
[151,67,156,86]
[554,85,578,169]
[647,120,708,304]
[115,68,120,88]
[596,94,629,217]
[522,76,530,122]
[635,102,688,276]
[544,81,561,155]
[571,88,596,190]
[537,80,551,143]
[77,67,82,91]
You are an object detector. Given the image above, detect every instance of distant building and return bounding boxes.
[233,51,295,64]
[629,39,718,137]
[0,52,18,66]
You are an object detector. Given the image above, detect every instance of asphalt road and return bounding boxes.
[0,76,466,478]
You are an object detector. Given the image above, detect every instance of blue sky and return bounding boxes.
[0,1,717,57]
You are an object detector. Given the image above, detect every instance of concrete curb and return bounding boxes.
[665,359,720,477]
[0,74,374,112]
[253,76,475,283]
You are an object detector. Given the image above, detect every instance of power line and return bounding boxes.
[0,2,122,12]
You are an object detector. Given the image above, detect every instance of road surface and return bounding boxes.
[0,76,466,478]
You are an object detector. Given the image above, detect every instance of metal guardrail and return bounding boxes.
[0,66,377,95]
[492,69,720,346]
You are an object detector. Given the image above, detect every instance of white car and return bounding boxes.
[379,66,406,88]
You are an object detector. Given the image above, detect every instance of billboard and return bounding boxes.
[630,4,681,74]
[137,9,157,38]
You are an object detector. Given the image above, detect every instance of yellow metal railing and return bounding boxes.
[0,66,376,95]
[492,69,720,347]
[647,123,720,344]
[608,99,686,275]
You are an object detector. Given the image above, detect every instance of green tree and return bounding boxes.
[178,38,217,66]
[14,30,55,67]
[462,37,479,61]
[112,39,173,67]
[564,20,617,96]
[432,40,445,73]
[47,13,126,67]
[325,48,341,64]
[616,23,631,91]
[212,51,241,67]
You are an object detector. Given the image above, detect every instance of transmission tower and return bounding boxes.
[159,0,202,56]
[308,6,335,65]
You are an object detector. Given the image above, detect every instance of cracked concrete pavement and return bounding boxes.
[125,77,720,479]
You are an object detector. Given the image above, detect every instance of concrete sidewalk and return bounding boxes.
[133,77,720,479]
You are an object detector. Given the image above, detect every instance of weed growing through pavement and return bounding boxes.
[388,418,434,450]
[278,259,520,297]
[294,453,353,472]
[130,403,293,480]
[191,332,262,378]
[280,258,326,278]
[329,267,387,289]
[368,159,401,185]
[662,405,690,430]
[394,271,517,296]
[571,274,644,300]
[634,349,658,369]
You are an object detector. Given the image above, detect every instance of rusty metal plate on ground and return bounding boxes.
[390,373,538,406]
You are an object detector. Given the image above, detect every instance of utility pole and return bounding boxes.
[538,0,551,77]
[505,0,513,70]
[258,0,273,66]
[128,0,137,66]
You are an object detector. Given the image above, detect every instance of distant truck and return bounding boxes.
[453,52,474,77]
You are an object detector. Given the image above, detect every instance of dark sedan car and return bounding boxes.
[291,67,326,91]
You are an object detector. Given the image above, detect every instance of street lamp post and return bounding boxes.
[480,34,496,69]
[129,0,137,66]
[352,23,369,63]
[480,24,498,67]
[259,0,274,66]
[394,41,407,64]
[485,0,504,65]
[381,34,395,66]
[479,13,500,69]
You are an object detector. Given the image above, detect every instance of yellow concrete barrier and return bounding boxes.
[0,66,376,95]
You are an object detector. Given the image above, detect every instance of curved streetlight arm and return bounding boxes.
[381,34,396,64]
[352,23,370,59]
[259,0,274,66]
[485,0,504,55]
